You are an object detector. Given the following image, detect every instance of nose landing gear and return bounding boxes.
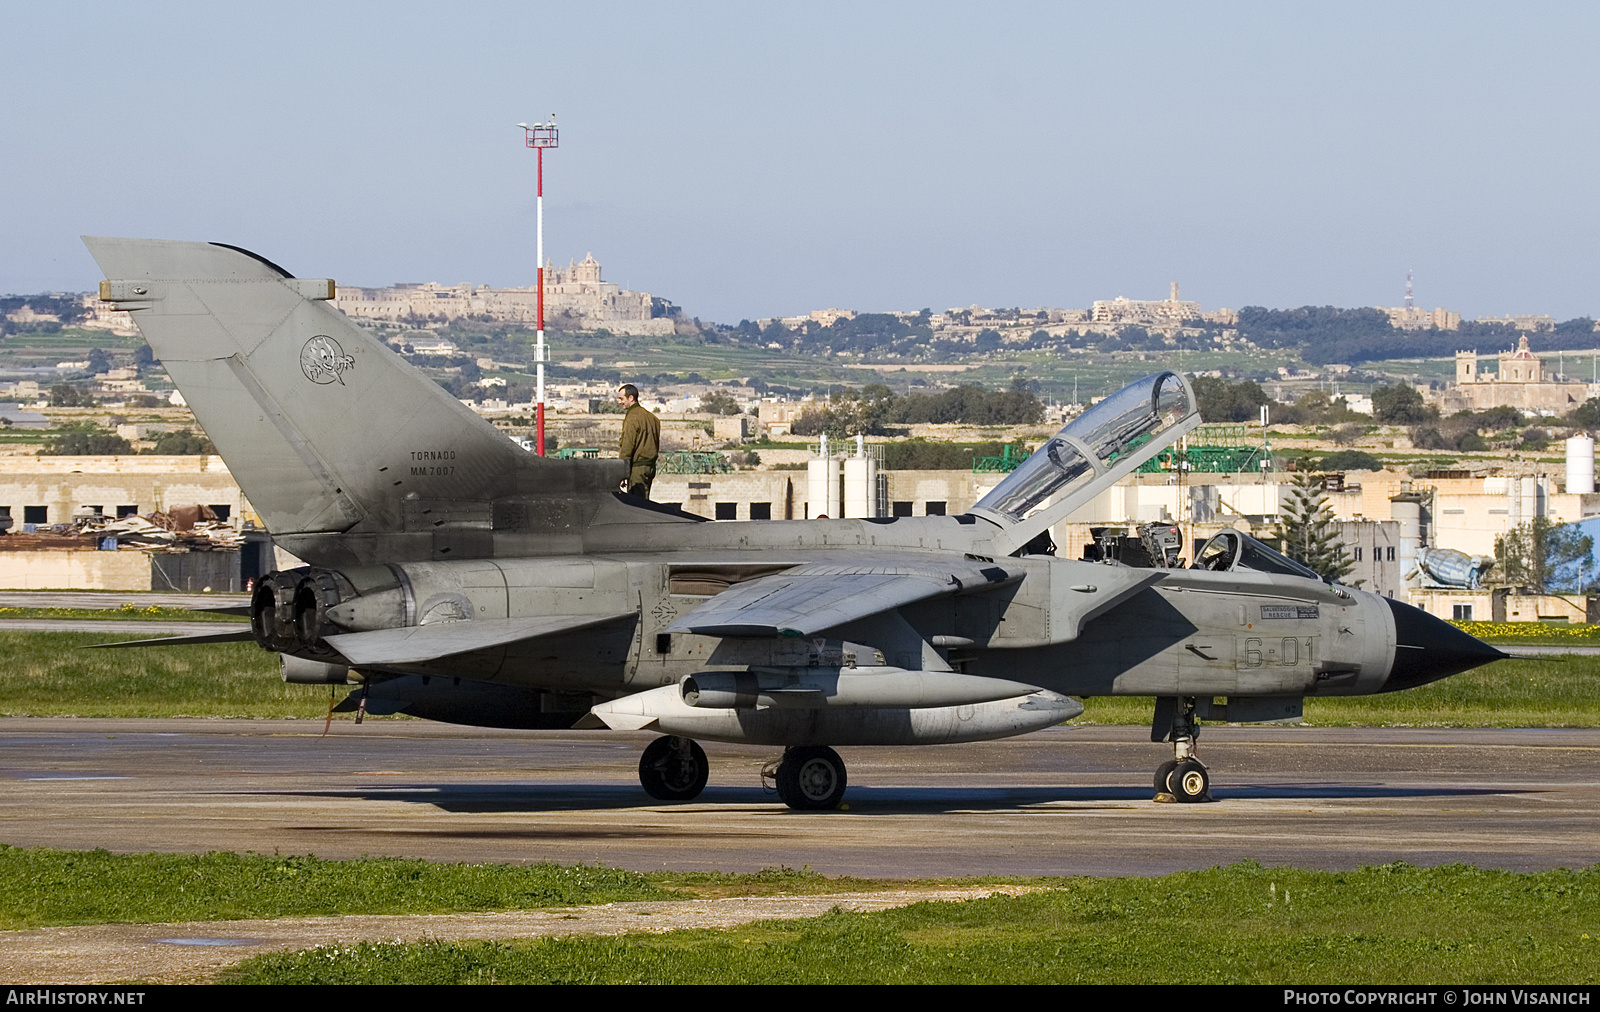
[1152,696,1213,803]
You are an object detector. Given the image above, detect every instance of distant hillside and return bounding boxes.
[1238,307,1599,365]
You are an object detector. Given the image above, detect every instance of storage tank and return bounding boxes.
[842,455,878,518]
[806,445,840,519]
[1518,475,1540,522]
[1567,435,1595,494]
[1390,479,1426,594]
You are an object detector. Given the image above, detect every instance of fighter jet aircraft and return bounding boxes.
[84,237,1506,809]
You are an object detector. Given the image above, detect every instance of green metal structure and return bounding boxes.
[658,450,733,475]
[972,444,1028,473]
[1136,424,1273,474]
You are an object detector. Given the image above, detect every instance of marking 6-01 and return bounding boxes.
[1239,636,1313,668]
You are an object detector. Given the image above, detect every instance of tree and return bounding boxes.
[1316,449,1384,472]
[1372,384,1434,424]
[1568,398,1600,428]
[1329,423,1365,446]
[698,390,742,416]
[1495,517,1594,593]
[1190,377,1268,423]
[86,348,113,375]
[145,429,216,455]
[48,383,95,408]
[38,424,133,456]
[1274,472,1355,582]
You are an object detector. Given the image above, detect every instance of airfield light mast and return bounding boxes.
[520,116,559,456]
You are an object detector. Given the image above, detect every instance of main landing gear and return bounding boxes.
[635,735,852,810]
[1152,696,1212,803]
[638,735,710,801]
[769,745,849,811]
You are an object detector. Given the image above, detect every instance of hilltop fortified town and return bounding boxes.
[331,254,678,336]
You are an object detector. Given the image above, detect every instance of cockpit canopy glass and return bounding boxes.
[1195,529,1325,582]
[974,371,1195,521]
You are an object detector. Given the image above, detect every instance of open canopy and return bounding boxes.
[974,371,1198,524]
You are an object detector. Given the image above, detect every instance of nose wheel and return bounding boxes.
[1152,696,1213,803]
[638,735,709,801]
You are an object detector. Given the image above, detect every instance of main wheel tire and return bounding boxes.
[638,736,709,802]
[1154,760,1179,794]
[775,745,848,810]
[1169,759,1210,803]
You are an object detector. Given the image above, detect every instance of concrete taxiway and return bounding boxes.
[1,719,1595,876]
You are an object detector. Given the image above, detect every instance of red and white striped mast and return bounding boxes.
[519,115,559,455]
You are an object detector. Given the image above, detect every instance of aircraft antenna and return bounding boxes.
[520,115,560,455]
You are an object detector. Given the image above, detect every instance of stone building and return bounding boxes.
[1380,305,1461,331]
[1440,335,1600,414]
[0,456,252,532]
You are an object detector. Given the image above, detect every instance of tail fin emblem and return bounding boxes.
[301,335,354,385]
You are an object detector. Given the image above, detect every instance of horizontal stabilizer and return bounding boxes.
[325,612,632,666]
[86,629,257,649]
[665,559,1020,638]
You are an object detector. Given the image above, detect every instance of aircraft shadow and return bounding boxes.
[262,780,1530,816]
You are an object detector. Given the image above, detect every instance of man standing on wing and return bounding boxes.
[617,383,660,499]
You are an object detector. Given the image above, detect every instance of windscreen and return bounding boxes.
[1196,530,1325,581]
[974,372,1194,521]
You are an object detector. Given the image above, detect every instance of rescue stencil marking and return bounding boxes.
[1261,605,1319,620]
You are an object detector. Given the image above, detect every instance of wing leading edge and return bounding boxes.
[663,560,1021,638]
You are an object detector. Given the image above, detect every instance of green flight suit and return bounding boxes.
[619,402,660,498]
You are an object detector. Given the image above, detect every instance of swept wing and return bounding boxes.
[663,559,1021,638]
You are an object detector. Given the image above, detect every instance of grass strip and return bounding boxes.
[0,846,679,929]
[0,632,327,718]
[1078,657,1600,727]
[0,847,911,929]
[221,863,1600,984]
[0,631,1594,724]
[0,605,245,623]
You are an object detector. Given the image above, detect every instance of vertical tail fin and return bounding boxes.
[82,237,622,540]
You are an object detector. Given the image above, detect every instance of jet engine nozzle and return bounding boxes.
[251,567,359,656]
[291,569,350,649]
[250,568,308,652]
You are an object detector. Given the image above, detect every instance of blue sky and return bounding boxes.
[3,2,1598,324]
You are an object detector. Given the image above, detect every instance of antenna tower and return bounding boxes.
[1404,269,1414,310]
[519,115,560,456]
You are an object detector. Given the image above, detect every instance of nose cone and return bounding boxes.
[1383,598,1508,691]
